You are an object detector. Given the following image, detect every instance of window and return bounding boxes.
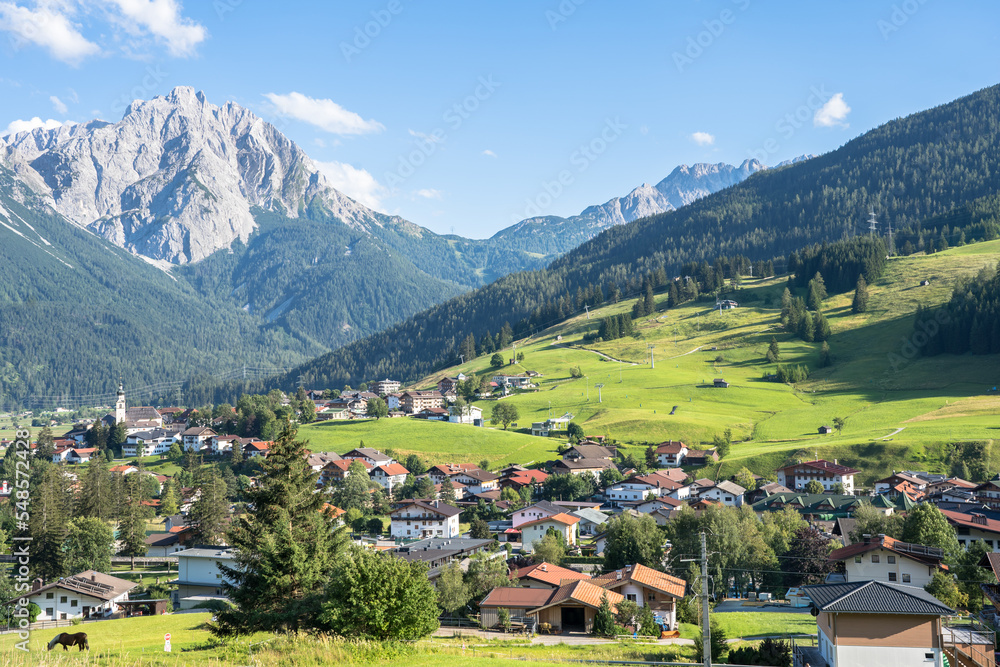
[871,555,880,563]
[854,556,862,563]
[46,608,53,618]
[70,599,78,607]
[888,572,897,582]
[45,592,54,599]
[903,574,911,583]
[626,594,637,602]
[988,541,995,549]
[60,596,68,603]
[887,556,895,564]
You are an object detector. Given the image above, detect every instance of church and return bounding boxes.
[100,383,164,434]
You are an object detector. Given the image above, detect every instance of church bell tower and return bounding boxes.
[115,381,126,424]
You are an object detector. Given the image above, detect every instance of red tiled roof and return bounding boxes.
[594,564,686,599]
[518,512,581,529]
[375,463,410,476]
[479,587,555,608]
[515,562,591,587]
[535,580,625,612]
[941,509,1000,535]
[654,440,687,455]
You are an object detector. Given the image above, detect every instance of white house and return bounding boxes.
[389,499,462,539]
[370,462,410,494]
[654,441,689,467]
[593,564,686,631]
[26,571,135,621]
[605,475,680,506]
[172,547,237,610]
[513,501,564,529]
[827,535,947,589]
[776,459,858,494]
[343,447,393,467]
[696,480,746,507]
[181,427,216,452]
[520,513,579,552]
[448,405,483,425]
[451,469,499,495]
[123,428,179,457]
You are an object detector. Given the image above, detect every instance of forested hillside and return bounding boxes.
[0,165,315,409]
[243,84,1000,398]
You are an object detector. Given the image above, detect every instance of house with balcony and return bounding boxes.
[171,547,237,610]
[181,427,216,452]
[520,513,579,552]
[593,564,686,631]
[827,534,947,588]
[16,571,136,621]
[776,459,858,495]
[370,462,410,495]
[389,499,461,539]
[654,441,689,467]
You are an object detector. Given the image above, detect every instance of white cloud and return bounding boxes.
[102,0,207,57]
[50,95,67,114]
[2,117,67,136]
[265,92,384,135]
[414,188,442,200]
[814,93,851,128]
[315,160,385,211]
[408,128,443,144]
[689,131,715,146]
[0,2,101,65]
[481,149,496,158]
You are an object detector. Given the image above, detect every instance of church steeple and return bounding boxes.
[115,380,126,424]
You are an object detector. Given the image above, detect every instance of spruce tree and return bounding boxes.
[160,478,180,516]
[118,471,150,569]
[29,464,71,582]
[766,336,780,363]
[189,469,230,545]
[78,455,113,521]
[213,427,348,636]
[852,275,869,313]
[798,312,815,342]
[813,310,832,341]
[35,426,55,461]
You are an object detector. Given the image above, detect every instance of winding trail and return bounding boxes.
[552,343,638,365]
[669,345,703,359]
[877,426,906,440]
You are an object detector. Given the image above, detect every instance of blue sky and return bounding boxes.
[1,1,998,239]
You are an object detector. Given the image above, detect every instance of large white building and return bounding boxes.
[776,459,858,494]
[389,499,462,539]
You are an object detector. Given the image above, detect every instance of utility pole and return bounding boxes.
[886,217,895,256]
[868,209,878,237]
[700,531,711,667]
[647,344,655,369]
[595,383,604,403]
[619,358,622,383]
[681,531,712,667]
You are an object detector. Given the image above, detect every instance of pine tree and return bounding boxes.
[820,341,832,367]
[160,478,180,516]
[118,471,150,569]
[766,336,780,363]
[333,460,373,511]
[592,594,616,636]
[213,427,349,636]
[189,469,230,545]
[78,455,113,521]
[852,275,869,313]
[798,312,815,342]
[35,426,55,461]
[29,464,71,582]
[108,422,128,457]
[780,288,794,327]
[643,282,655,315]
[813,310,832,341]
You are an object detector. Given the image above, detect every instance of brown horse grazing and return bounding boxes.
[48,632,89,651]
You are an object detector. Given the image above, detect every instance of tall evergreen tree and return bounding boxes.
[34,426,55,462]
[766,336,780,363]
[213,427,349,636]
[118,470,151,569]
[64,517,114,574]
[851,274,870,313]
[160,478,180,516]
[78,455,113,521]
[189,469,230,545]
[29,464,72,582]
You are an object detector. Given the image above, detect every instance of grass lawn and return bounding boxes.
[0,614,692,665]
[407,240,1000,482]
[298,417,560,467]
[680,612,816,640]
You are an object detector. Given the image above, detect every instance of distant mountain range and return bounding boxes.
[0,86,805,404]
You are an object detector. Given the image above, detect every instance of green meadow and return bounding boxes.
[389,240,1000,482]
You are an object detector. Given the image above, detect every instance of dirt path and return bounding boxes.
[877,426,905,440]
[553,343,638,365]
[669,345,703,359]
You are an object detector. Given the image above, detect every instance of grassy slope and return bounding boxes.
[408,241,1000,483]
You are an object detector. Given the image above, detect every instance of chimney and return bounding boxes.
[91,573,97,582]
[540,563,547,572]
[31,578,43,592]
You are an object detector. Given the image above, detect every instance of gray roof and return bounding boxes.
[525,500,564,515]
[570,508,609,525]
[175,547,236,560]
[713,480,747,496]
[802,580,953,616]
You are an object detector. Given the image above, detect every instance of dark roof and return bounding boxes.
[390,499,462,517]
[802,580,953,615]
[834,517,858,543]
[523,500,564,515]
[28,571,136,602]
[828,535,945,566]
[552,458,615,471]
